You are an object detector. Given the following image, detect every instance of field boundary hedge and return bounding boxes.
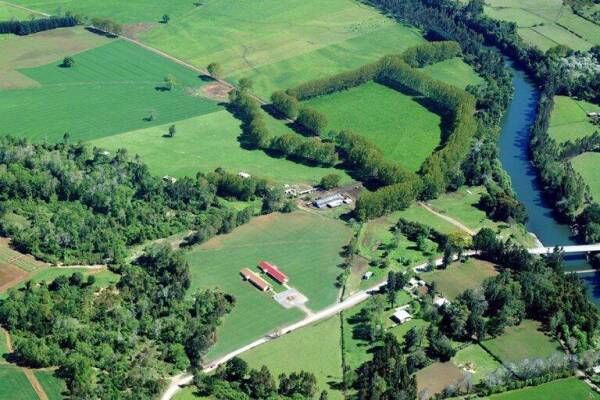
[0,16,77,36]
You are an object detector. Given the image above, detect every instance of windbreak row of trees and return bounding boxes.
[0,16,77,35]
[0,245,235,398]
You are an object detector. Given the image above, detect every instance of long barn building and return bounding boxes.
[240,268,271,291]
[258,261,289,284]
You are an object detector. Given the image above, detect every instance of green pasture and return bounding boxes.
[0,26,109,89]
[0,329,9,363]
[242,316,344,399]
[0,365,38,400]
[549,96,600,143]
[486,377,600,400]
[185,211,351,360]
[425,186,538,247]
[140,0,426,97]
[420,57,484,89]
[305,82,442,171]
[422,258,499,300]
[0,38,220,142]
[389,318,429,345]
[35,370,67,400]
[342,302,374,370]
[172,387,209,400]
[572,152,600,201]
[451,344,501,383]
[0,3,35,20]
[91,110,353,185]
[481,320,562,364]
[484,0,599,50]
[9,0,195,24]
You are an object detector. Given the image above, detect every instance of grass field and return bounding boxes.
[0,3,35,20]
[91,110,352,185]
[0,365,39,400]
[486,377,600,400]
[0,37,220,142]
[548,96,600,144]
[35,370,67,400]
[0,27,109,89]
[242,316,344,399]
[484,0,600,51]
[422,258,499,300]
[452,344,501,383]
[481,320,562,364]
[420,57,485,89]
[0,329,9,363]
[139,0,427,98]
[304,82,441,171]
[572,152,600,201]
[186,211,352,360]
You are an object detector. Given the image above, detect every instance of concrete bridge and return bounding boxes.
[528,244,600,255]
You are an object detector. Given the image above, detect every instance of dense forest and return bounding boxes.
[0,136,258,264]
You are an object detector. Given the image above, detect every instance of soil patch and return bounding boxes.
[122,23,157,39]
[416,361,465,399]
[0,263,29,292]
[201,82,232,101]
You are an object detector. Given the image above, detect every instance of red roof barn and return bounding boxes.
[240,268,271,291]
[258,261,289,284]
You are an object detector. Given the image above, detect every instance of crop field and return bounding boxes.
[138,0,427,98]
[0,26,109,89]
[185,211,352,360]
[242,316,344,399]
[422,258,499,300]
[91,110,352,185]
[35,371,67,400]
[0,36,220,143]
[572,152,600,201]
[420,57,485,89]
[305,82,442,171]
[0,365,39,400]
[452,344,501,383]
[481,320,562,364]
[486,377,600,400]
[484,0,600,51]
[548,96,600,143]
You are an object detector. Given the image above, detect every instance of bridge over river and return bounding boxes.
[528,244,600,255]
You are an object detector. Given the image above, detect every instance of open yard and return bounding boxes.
[420,57,484,89]
[452,344,502,384]
[242,316,344,399]
[572,152,600,201]
[486,377,600,400]
[0,365,39,400]
[0,35,221,142]
[484,0,600,51]
[304,81,441,171]
[481,320,562,364]
[185,211,352,360]
[91,110,352,185]
[422,258,499,300]
[548,96,600,144]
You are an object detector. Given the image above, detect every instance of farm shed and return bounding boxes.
[258,261,288,284]
[391,308,412,324]
[314,193,344,208]
[240,268,271,291]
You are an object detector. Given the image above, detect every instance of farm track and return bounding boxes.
[417,202,476,235]
[0,1,49,17]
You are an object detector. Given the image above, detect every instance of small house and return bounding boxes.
[258,261,289,284]
[238,172,251,179]
[363,271,373,280]
[162,175,177,184]
[391,308,412,324]
[433,295,450,308]
[240,268,271,291]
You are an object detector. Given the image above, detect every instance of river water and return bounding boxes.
[497,63,600,304]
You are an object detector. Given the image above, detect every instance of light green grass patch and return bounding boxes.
[34,370,67,400]
[0,365,38,400]
[0,39,220,142]
[389,318,429,344]
[305,82,441,171]
[485,377,600,400]
[9,0,196,24]
[186,211,352,360]
[0,329,9,363]
[91,110,352,185]
[481,320,562,364]
[172,387,209,400]
[549,96,600,143]
[396,204,459,235]
[242,316,344,399]
[342,302,373,370]
[422,258,499,300]
[452,344,501,383]
[572,152,600,201]
[0,3,35,20]
[420,57,484,89]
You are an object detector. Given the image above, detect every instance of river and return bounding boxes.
[498,63,600,304]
